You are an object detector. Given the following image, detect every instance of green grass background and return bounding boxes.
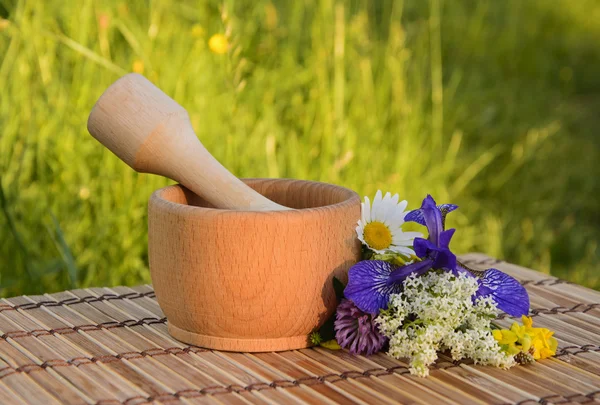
[1,0,599,297]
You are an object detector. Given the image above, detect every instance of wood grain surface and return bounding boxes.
[148,178,362,352]
[0,254,599,404]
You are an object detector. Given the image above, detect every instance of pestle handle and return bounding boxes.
[87,74,288,211]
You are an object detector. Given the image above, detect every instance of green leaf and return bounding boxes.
[46,213,78,288]
[361,246,374,260]
[372,252,414,267]
[318,312,336,342]
[333,276,345,301]
[320,339,341,350]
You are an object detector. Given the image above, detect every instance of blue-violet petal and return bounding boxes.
[477,268,530,317]
[344,260,401,314]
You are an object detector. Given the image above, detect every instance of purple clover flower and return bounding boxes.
[334,299,387,355]
[345,195,530,317]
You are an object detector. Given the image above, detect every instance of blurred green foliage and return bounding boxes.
[0,0,599,296]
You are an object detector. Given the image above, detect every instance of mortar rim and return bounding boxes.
[149,178,361,216]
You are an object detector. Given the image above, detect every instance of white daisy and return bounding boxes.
[356,190,422,257]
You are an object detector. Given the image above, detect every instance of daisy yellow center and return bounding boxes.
[364,221,393,251]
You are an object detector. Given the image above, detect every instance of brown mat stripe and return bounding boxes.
[0,317,168,338]
[0,291,156,313]
[0,253,598,405]
[0,343,597,381]
[1,299,599,339]
[107,386,600,405]
[112,388,600,405]
[496,302,600,319]
[0,303,597,337]
[515,391,600,405]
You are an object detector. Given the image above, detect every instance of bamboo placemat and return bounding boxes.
[0,253,598,404]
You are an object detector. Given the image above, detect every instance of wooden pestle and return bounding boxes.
[87,73,288,211]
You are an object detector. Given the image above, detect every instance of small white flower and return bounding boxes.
[376,270,515,377]
[356,190,422,256]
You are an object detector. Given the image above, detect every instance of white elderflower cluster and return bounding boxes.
[376,271,516,377]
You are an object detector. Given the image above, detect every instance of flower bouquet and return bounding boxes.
[311,192,557,377]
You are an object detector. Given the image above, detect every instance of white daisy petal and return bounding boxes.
[392,237,415,247]
[397,200,408,213]
[387,215,405,229]
[383,192,391,203]
[381,203,394,226]
[372,190,384,221]
[392,246,414,257]
[398,231,424,240]
[360,203,367,225]
[363,197,371,223]
[382,193,400,224]
[356,224,364,238]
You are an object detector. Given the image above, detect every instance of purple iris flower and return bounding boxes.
[410,195,529,316]
[344,259,434,314]
[405,202,459,226]
[412,195,458,271]
[345,195,456,314]
[345,194,530,317]
[456,263,530,317]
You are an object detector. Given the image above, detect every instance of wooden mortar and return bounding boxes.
[149,179,361,352]
[87,74,361,351]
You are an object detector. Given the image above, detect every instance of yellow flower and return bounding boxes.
[132,60,144,74]
[530,327,557,359]
[493,329,521,355]
[510,318,535,342]
[208,34,229,54]
[493,329,518,345]
[505,343,522,356]
[541,344,555,359]
[531,336,545,359]
[510,322,524,337]
[537,327,554,341]
[521,315,533,329]
[519,333,532,352]
[496,317,557,362]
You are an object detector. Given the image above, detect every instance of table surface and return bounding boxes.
[0,253,599,405]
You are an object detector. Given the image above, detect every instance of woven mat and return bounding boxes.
[0,253,599,405]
